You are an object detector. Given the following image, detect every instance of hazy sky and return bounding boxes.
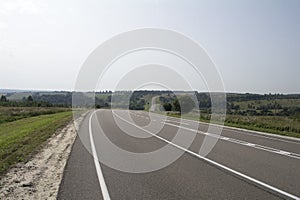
[0,0,299,93]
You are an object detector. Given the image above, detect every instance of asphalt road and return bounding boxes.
[58,110,300,200]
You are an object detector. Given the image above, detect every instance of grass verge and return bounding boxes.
[0,107,70,124]
[0,111,72,176]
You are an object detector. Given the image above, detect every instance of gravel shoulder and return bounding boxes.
[0,115,84,200]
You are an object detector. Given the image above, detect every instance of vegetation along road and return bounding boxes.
[0,107,72,176]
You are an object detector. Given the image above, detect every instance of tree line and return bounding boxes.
[1,91,300,117]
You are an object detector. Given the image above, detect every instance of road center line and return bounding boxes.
[164,122,300,160]
[165,119,189,125]
[112,110,300,200]
[161,113,300,145]
[89,111,111,200]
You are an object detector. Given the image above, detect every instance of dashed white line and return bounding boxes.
[278,150,291,155]
[162,112,300,145]
[221,137,230,140]
[113,111,300,200]
[164,122,300,160]
[136,111,300,160]
[165,119,190,125]
[245,143,256,147]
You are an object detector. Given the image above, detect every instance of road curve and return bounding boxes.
[58,109,300,200]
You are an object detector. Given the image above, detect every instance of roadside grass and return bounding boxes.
[0,111,73,176]
[234,99,300,110]
[0,107,70,124]
[166,112,300,138]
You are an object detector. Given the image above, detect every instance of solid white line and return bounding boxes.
[149,111,300,144]
[89,111,111,200]
[135,110,300,159]
[166,113,300,144]
[164,122,300,160]
[112,110,300,200]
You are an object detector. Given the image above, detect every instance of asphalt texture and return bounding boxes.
[58,110,300,200]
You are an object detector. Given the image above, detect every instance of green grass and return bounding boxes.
[0,106,70,124]
[165,112,300,138]
[0,111,72,176]
[234,99,300,110]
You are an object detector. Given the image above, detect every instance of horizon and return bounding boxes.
[1,88,300,95]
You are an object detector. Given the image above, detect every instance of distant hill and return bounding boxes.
[1,89,300,111]
[0,89,33,93]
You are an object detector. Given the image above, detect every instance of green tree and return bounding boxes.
[173,99,181,113]
[163,103,172,111]
[0,95,7,102]
[27,96,33,102]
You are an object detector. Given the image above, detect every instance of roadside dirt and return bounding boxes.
[0,115,84,200]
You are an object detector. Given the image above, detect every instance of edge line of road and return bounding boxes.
[144,111,300,144]
[89,111,111,200]
[163,122,300,160]
[113,110,300,200]
[133,111,300,158]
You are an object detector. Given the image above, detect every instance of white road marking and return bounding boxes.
[89,111,111,200]
[144,111,300,145]
[163,122,199,134]
[113,111,300,200]
[155,112,300,144]
[138,111,300,160]
[165,119,190,125]
[245,143,256,147]
[278,150,291,155]
[164,122,300,160]
[221,137,230,140]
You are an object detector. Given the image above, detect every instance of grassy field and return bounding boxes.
[0,106,70,124]
[234,99,300,110]
[0,111,72,176]
[167,112,300,138]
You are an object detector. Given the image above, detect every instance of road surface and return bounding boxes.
[58,109,300,200]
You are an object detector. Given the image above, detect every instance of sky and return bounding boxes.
[0,0,299,93]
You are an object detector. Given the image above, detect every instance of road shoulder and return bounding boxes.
[0,117,80,200]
